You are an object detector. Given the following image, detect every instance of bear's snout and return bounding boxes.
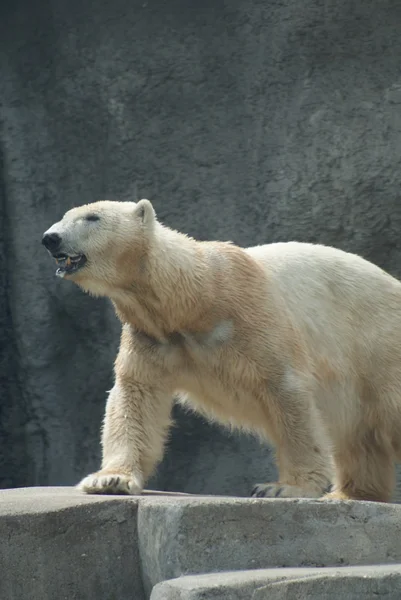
[42,232,62,253]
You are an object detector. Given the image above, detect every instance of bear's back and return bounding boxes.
[245,241,401,367]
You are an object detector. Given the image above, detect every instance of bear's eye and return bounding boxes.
[85,214,100,222]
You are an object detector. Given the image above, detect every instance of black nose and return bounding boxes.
[42,232,62,252]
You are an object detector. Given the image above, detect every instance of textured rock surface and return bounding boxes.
[2,0,401,493]
[3,488,401,600]
[151,567,401,600]
[0,487,144,600]
[139,496,401,594]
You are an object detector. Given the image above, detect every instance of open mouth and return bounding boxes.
[53,253,87,277]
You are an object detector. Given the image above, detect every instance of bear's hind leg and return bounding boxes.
[322,428,395,503]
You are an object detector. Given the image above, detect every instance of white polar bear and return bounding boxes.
[42,199,401,502]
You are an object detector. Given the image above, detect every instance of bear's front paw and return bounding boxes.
[251,482,325,499]
[77,470,143,495]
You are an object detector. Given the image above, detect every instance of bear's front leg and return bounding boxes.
[77,379,174,495]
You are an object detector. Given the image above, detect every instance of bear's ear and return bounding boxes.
[133,199,156,228]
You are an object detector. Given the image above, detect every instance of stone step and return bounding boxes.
[2,488,401,599]
[150,565,401,600]
[138,496,401,595]
[0,487,144,600]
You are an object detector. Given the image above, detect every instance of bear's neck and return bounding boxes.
[111,225,221,340]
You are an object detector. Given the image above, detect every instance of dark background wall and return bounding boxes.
[1,0,401,495]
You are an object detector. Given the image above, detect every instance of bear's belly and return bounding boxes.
[176,370,273,433]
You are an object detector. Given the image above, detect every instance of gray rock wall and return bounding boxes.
[1,0,401,493]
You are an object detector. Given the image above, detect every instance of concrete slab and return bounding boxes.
[150,565,401,600]
[3,488,401,599]
[0,487,143,600]
[138,496,401,594]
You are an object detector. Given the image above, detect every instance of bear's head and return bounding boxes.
[42,199,156,296]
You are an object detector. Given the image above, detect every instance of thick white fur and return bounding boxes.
[44,199,401,502]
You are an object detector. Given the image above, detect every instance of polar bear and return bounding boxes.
[42,199,401,502]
